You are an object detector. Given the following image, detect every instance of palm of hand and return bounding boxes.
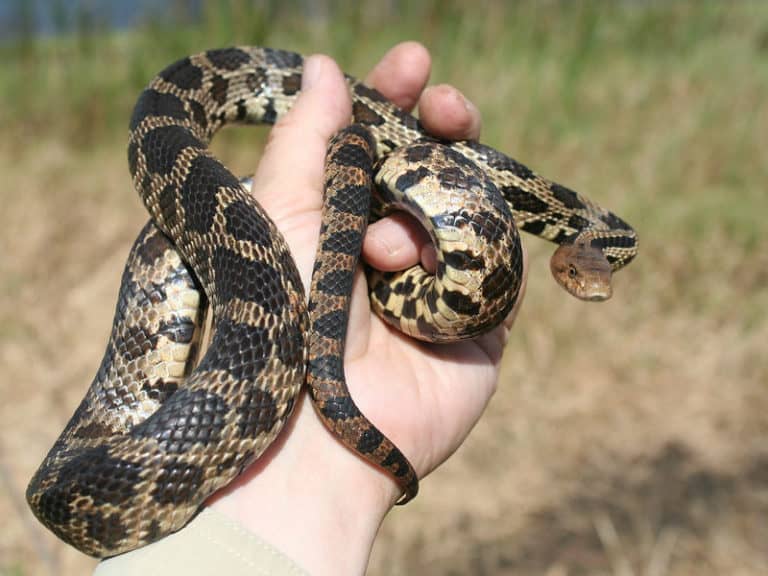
[267,135,516,482]
[345,283,507,478]
[214,43,526,510]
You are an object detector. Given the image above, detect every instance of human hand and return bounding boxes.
[208,42,528,575]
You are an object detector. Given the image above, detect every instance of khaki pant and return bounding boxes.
[94,508,310,576]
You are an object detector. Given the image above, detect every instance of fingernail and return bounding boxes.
[302,56,322,91]
[462,93,477,113]
[445,85,473,111]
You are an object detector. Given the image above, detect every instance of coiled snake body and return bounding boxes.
[27,47,638,557]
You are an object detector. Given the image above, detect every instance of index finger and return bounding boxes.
[364,42,431,112]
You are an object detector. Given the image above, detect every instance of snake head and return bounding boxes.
[550,241,613,301]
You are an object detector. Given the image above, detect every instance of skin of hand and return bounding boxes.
[207,42,528,575]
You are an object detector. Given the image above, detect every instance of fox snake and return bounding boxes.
[27,47,638,557]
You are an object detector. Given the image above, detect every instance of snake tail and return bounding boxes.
[307,125,419,503]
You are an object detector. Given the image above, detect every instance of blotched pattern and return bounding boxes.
[27,47,638,558]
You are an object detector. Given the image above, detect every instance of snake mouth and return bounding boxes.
[585,286,613,302]
[550,242,613,301]
[580,274,613,301]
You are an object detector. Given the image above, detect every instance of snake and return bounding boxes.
[26,47,638,558]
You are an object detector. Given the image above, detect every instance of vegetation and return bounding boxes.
[1,1,766,575]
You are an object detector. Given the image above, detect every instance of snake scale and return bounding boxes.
[27,47,638,557]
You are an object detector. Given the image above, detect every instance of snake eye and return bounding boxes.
[568,265,578,278]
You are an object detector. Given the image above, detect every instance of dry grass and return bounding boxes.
[1,2,767,575]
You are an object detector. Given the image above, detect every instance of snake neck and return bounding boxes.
[450,140,638,271]
[127,45,638,279]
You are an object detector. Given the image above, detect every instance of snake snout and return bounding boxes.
[584,279,613,302]
[550,242,613,301]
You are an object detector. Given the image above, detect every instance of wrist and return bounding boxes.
[208,392,398,575]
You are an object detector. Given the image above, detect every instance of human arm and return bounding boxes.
[94,41,527,576]
[208,41,528,575]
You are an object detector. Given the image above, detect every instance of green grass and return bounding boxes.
[1,2,762,137]
[2,0,765,339]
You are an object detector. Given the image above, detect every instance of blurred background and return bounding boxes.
[1,1,766,575]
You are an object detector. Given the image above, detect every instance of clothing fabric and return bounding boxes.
[94,507,310,576]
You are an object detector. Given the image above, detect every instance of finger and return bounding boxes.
[363,82,481,275]
[418,84,482,141]
[366,218,436,273]
[363,214,431,272]
[251,55,352,224]
[365,41,431,112]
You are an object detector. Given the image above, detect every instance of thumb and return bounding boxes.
[250,54,351,239]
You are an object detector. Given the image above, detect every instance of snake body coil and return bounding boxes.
[27,47,637,557]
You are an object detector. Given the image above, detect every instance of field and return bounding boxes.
[1,1,766,574]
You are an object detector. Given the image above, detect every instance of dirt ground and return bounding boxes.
[2,9,767,572]
[1,131,766,575]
